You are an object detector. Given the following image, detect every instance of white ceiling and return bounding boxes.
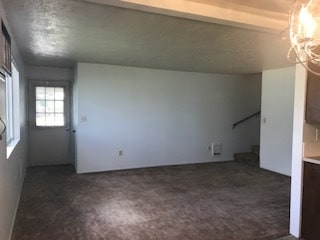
[2,0,294,74]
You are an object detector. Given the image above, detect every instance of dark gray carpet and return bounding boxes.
[12,161,291,240]
[275,236,298,240]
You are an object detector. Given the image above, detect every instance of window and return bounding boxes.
[6,71,13,142]
[6,60,20,158]
[2,21,11,75]
[35,87,65,127]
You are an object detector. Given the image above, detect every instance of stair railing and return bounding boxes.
[232,111,261,129]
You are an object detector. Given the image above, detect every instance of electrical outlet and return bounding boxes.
[80,115,87,123]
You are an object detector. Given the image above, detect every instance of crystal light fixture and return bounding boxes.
[289,0,320,75]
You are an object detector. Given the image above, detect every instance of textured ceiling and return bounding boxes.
[2,0,293,74]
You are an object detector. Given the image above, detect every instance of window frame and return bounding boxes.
[5,71,13,143]
[35,86,66,127]
[30,80,70,129]
[6,59,20,159]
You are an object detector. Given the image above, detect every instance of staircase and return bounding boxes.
[234,145,260,167]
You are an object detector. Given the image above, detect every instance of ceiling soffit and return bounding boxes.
[81,0,292,32]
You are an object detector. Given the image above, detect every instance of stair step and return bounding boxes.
[251,145,260,156]
[234,152,259,167]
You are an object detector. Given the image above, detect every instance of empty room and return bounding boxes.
[0,0,319,239]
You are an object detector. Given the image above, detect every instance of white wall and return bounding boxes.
[289,64,306,237]
[0,1,28,240]
[26,65,73,81]
[260,66,295,176]
[74,63,261,173]
[232,73,261,152]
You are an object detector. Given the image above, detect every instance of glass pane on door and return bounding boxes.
[35,87,65,127]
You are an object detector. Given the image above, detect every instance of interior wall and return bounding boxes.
[0,1,28,240]
[26,65,74,81]
[74,63,261,173]
[260,66,295,176]
[289,64,307,237]
[232,73,262,152]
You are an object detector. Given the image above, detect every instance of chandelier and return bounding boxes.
[289,0,320,75]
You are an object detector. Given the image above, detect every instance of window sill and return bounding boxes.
[7,138,20,159]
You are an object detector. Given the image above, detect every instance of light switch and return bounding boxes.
[80,115,87,123]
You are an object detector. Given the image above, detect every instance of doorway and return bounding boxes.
[28,80,71,166]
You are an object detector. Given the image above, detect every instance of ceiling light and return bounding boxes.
[289,0,320,75]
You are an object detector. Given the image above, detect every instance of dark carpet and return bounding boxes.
[12,161,291,240]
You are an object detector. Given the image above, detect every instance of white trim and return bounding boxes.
[6,61,20,159]
[6,138,19,159]
[289,64,307,237]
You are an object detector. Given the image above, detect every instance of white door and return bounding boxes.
[29,81,71,166]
